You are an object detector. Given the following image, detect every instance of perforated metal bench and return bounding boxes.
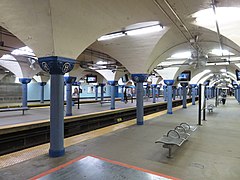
[155,123,197,158]
[0,107,29,115]
[207,104,214,112]
[155,129,187,158]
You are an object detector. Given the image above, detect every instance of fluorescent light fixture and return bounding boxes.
[220,69,227,73]
[97,32,126,41]
[126,25,163,36]
[11,46,35,56]
[204,69,211,73]
[221,73,227,76]
[96,61,107,65]
[170,51,191,59]
[210,49,234,56]
[206,62,229,66]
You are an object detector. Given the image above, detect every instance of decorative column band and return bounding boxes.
[39,82,47,86]
[64,76,76,84]
[164,80,174,86]
[38,56,75,75]
[108,80,118,86]
[19,78,31,84]
[131,74,149,83]
[190,84,197,88]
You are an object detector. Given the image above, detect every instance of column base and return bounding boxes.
[137,121,144,125]
[49,149,65,157]
[167,111,173,114]
[66,113,72,116]
[192,103,195,105]
[111,107,115,110]
[183,107,187,109]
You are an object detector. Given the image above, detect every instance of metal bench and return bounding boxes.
[207,104,214,112]
[155,123,197,158]
[155,129,187,158]
[180,122,197,133]
[0,107,29,115]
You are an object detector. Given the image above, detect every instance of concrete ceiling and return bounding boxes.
[0,0,240,85]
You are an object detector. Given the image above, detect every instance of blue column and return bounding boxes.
[64,76,76,116]
[38,56,75,157]
[151,84,157,103]
[39,82,47,103]
[132,74,149,125]
[179,87,182,99]
[172,86,176,100]
[238,87,240,103]
[157,86,161,98]
[108,81,117,110]
[163,85,167,101]
[164,80,174,114]
[99,83,105,101]
[19,78,31,107]
[181,83,188,108]
[191,84,197,105]
[95,85,99,100]
[121,85,125,101]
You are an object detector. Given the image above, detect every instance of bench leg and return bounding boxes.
[22,110,24,115]
[163,144,173,158]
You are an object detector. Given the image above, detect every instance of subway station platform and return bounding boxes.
[0,97,239,179]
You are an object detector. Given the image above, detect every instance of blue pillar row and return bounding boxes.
[181,83,188,108]
[132,74,149,125]
[99,83,105,101]
[108,81,117,110]
[19,78,31,107]
[38,56,75,157]
[95,85,99,100]
[191,84,197,105]
[152,84,157,103]
[39,82,47,103]
[64,76,76,116]
[164,80,174,114]
[163,85,167,101]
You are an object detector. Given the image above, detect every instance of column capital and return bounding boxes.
[19,78,31,84]
[164,80,174,86]
[131,74,149,83]
[38,56,75,75]
[64,76,76,84]
[180,82,188,87]
[190,84,197,88]
[108,80,118,86]
[39,82,47,86]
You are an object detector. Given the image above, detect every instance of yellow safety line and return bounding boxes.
[0,103,192,169]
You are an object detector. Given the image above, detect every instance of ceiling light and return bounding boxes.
[126,25,163,36]
[170,51,192,59]
[210,49,234,56]
[11,46,35,56]
[97,32,126,41]
[96,61,107,65]
[220,69,227,73]
[206,62,230,66]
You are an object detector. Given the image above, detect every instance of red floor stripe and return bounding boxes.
[29,154,180,180]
